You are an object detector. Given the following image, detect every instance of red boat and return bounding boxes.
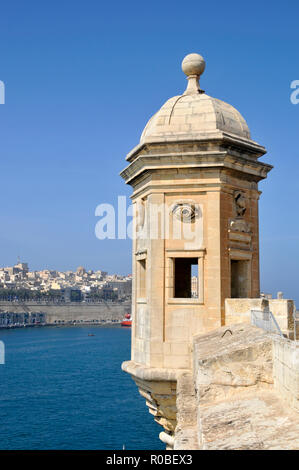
[121,313,132,327]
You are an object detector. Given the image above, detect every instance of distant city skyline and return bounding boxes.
[0,260,132,303]
[0,258,131,276]
[0,1,298,303]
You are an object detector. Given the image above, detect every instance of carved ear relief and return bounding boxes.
[234,190,246,217]
[136,199,145,229]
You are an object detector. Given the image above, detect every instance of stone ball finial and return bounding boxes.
[182,53,206,77]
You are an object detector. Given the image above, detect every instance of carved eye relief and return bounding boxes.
[172,203,199,222]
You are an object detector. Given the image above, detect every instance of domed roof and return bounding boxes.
[140,53,250,144]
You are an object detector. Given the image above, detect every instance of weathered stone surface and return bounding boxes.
[140,93,251,144]
[200,391,299,450]
[122,361,179,435]
[225,298,296,337]
[269,299,296,335]
[173,372,199,450]
[273,336,299,411]
[194,323,273,405]
[193,323,299,450]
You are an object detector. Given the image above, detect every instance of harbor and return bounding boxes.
[0,326,162,450]
[0,300,131,328]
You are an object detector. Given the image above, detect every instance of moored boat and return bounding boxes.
[121,313,132,327]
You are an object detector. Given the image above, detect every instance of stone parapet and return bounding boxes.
[269,299,296,336]
[224,298,268,325]
[224,298,296,337]
[273,337,299,412]
[192,323,299,449]
[193,323,274,408]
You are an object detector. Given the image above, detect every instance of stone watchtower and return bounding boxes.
[121,53,272,443]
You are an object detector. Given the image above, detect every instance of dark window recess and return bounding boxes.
[230,259,250,298]
[174,258,198,298]
[138,259,146,298]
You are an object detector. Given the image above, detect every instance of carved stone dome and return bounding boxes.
[140,53,251,144]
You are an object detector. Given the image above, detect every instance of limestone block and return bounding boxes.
[269,299,295,334]
[164,354,190,370]
[272,336,299,412]
[224,298,266,325]
[174,372,199,450]
[193,323,273,405]
[199,391,299,450]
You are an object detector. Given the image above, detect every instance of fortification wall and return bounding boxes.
[0,301,130,324]
[188,323,299,449]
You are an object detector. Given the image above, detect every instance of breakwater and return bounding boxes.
[0,300,130,327]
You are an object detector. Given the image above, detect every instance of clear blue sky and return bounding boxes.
[0,1,298,302]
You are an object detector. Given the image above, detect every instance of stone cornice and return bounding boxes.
[125,130,267,163]
[121,360,190,381]
[120,150,273,187]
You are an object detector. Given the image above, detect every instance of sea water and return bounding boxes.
[0,326,164,450]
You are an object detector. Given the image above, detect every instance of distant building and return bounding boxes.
[15,262,29,274]
[191,276,198,298]
[76,266,86,276]
[61,287,82,302]
[107,279,132,298]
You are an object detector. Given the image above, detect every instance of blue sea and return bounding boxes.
[0,326,164,450]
